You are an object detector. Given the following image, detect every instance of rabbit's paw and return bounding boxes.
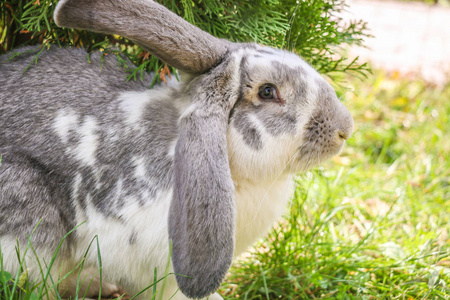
[109,289,130,300]
[96,284,129,300]
[79,282,129,300]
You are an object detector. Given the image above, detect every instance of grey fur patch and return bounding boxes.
[230,108,263,150]
[257,106,298,136]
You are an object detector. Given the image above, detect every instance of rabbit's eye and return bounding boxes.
[258,85,277,100]
[258,84,285,105]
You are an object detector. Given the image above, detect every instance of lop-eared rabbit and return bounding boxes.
[0,0,353,299]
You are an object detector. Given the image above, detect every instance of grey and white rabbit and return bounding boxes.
[0,0,354,299]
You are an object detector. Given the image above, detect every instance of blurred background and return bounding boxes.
[341,0,450,85]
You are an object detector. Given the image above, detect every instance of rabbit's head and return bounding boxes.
[54,0,353,298]
[225,46,353,181]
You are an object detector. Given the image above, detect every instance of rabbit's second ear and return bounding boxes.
[54,0,230,74]
[168,59,239,299]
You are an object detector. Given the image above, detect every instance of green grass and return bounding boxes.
[221,71,450,299]
[1,71,449,299]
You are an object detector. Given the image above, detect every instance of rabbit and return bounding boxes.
[0,0,354,299]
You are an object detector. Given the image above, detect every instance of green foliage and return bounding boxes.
[222,72,450,299]
[280,0,370,76]
[0,269,39,300]
[0,0,370,82]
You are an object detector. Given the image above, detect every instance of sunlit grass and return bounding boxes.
[222,71,450,299]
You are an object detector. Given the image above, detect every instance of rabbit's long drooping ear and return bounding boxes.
[54,0,231,74]
[168,56,240,299]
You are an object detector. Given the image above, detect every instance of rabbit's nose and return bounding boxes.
[337,130,349,140]
[335,103,354,142]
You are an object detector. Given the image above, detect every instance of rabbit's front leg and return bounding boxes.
[58,267,129,300]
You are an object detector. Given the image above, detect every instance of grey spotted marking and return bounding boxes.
[230,109,264,150]
[129,230,138,245]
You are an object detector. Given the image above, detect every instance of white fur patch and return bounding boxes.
[248,113,267,135]
[72,172,82,199]
[72,190,174,298]
[167,138,178,157]
[53,111,100,166]
[74,116,99,166]
[53,109,78,144]
[107,127,120,142]
[132,156,147,179]
[111,177,124,208]
[118,91,152,127]
[234,174,294,256]
[72,172,89,226]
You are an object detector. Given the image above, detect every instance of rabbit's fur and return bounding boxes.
[0,0,353,299]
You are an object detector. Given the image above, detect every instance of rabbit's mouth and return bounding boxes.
[294,138,346,172]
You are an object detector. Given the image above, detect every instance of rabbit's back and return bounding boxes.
[0,46,180,249]
[1,45,157,160]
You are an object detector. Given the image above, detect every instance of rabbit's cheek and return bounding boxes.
[252,108,297,137]
[227,123,300,182]
[229,111,264,151]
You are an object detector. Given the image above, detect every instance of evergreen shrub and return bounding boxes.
[0,0,370,84]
